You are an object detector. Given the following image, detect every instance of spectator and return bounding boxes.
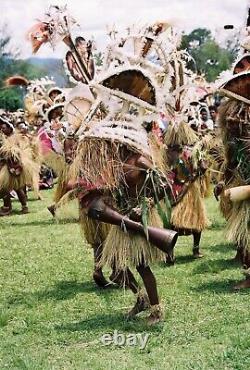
[209,105,219,128]
[199,107,214,132]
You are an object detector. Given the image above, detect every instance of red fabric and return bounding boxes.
[38,128,53,155]
[167,171,185,199]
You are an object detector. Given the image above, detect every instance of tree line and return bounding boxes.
[0,26,239,111]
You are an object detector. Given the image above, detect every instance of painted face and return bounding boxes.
[18,125,28,135]
[49,107,63,122]
[35,117,44,127]
[49,91,61,101]
[167,145,182,164]
[51,119,63,131]
[1,123,13,137]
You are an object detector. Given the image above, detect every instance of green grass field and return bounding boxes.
[0,191,249,370]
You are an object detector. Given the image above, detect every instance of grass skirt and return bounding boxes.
[0,162,39,191]
[199,172,211,198]
[79,207,110,246]
[53,163,74,203]
[99,207,166,270]
[0,134,40,191]
[220,193,233,221]
[171,180,210,232]
[219,179,242,221]
[43,151,65,178]
[226,200,250,253]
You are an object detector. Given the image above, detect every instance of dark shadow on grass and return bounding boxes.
[56,218,79,225]
[7,219,77,227]
[25,197,42,202]
[210,243,235,254]
[45,280,120,300]
[173,254,195,265]
[39,280,98,300]
[55,312,163,334]
[7,280,119,306]
[160,252,207,268]
[7,219,53,227]
[7,209,24,215]
[192,279,250,295]
[175,254,196,264]
[208,221,225,231]
[192,257,240,275]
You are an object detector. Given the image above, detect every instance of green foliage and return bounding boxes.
[0,192,249,369]
[93,52,103,66]
[193,39,234,82]
[0,87,23,110]
[181,28,212,50]
[0,27,46,111]
[181,28,236,82]
[0,59,45,111]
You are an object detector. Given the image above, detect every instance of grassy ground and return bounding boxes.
[0,191,249,370]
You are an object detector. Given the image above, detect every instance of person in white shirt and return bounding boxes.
[199,107,214,132]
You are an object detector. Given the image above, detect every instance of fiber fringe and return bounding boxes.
[53,163,75,203]
[164,121,198,147]
[72,138,126,190]
[43,150,65,177]
[99,207,165,270]
[0,134,40,191]
[226,200,250,252]
[79,206,110,246]
[171,180,210,231]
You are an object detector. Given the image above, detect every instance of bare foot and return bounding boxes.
[193,249,204,259]
[126,293,150,320]
[47,205,56,217]
[146,304,164,326]
[21,206,29,214]
[109,272,124,287]
[0,207,12,217]
[233,279,250,291]
[165,252,175,266]
[232,249,243,263]
[93,270,109,288]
